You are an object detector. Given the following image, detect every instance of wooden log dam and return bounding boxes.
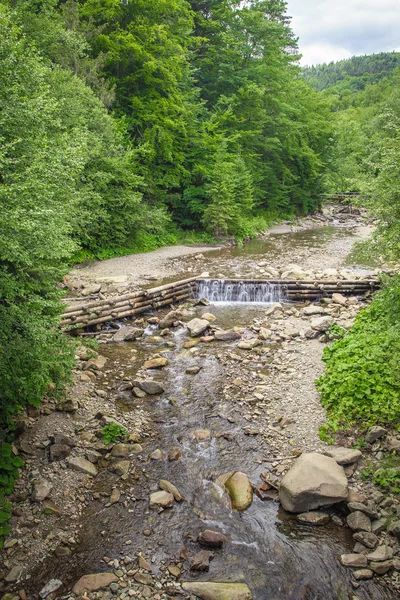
[60,276,381,330]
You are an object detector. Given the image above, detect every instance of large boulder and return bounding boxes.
[311,316,334,332]
[186,318,210,337]
[182,582,252,600]
[279,453,348,513]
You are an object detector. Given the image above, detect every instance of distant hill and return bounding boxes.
[303,52,400,92]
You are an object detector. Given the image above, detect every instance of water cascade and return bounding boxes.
[197,279,286,303]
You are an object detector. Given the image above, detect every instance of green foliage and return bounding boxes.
[0,444,23,547]
[102,423,128,446]
[317,277,400,430]
[361,457,400,494]
[327,324,346,339]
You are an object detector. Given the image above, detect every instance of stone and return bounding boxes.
[181,582,252,600]
[43,500,63,516]
[370,560,393,575]
[190,550,214,572]
[85,355,107,371]
[132,387,146,398]
[311,316,334,332]
[134,573,153,585]
[110,489,121,504]
[367,546,393,562]
[353,532,378,549]
[258,327,272,340]
[150,449,165,460]
[168,447,182,461]
[111,444,131,458]
[198,530,227,548]
[192,429,211,442]
[72,573,118,595]
[31,479,53,502]
[371,518,386,534]
[237,339,262,349]
[167,565,181,578]
[303,306,327,316]
[138,556,153,572]
[49,444,72,463]
[138,380,165,395]
[353,569,373,581]
[386,436,400,452]
[347,502,378,519]
[224,472,253,511]
[202,313,217,321]
[365,426,387,444]
[279,453,348,513]
[340,554,368,568]
[388,520,400,539]
[56,398,78,412]
[332,293,348,306]
[159,480,184,502]
[149,491,174,508]
[39,579,63,598]
[186,366,201,375]
[111,460,130,476]
[68,457,98,477]
[5,566,24,583]
[159,309,183,328]
[54,433,76,448]
[144,357,168,369]
[113,326,144,342]
[323,446,362,465]
[297,511,330,525]
[186,318,210,337]
[214,330,241,341]
[347,511,371,532]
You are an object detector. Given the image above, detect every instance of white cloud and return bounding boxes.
[299,43,352,67]
[285,0,400,66]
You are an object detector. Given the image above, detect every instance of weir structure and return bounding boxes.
[60,276,381,330]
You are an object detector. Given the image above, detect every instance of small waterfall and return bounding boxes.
[196,279,286,303]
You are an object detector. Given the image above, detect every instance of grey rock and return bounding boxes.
[181,582,253,600]
[347,511,371,532]
[386,436,400,452]
[388,520,400,539]
[68,456,98,477]
[311,316,334,332]
[214,330,241,341]
[348,502,378,519]
[113,326,143,342]
[186,318,210,337]
[39,579,63,599]
[323,446,361,465]
[353,532,378,549]
[367,546,393,562]
[365,426,387,444]
[49,444,71,462]
[370,560,393,575]
[340,554,368,568]
[137,380,165,395]
[279,453,348,513]
[198,530,227,548]
[149,491,174,508]
[5,565,24,583]
[32,479,53,502]
[297,511,330,525]
[371,518,386,534]
[190,550,214,572]
[353,569,373,581]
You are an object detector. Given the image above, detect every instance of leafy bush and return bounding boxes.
[317,277,400,431]
[101,424,128,445]
[0,444,23,547]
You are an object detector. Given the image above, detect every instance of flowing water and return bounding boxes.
[29,220,393,600]
[196,280,286,303]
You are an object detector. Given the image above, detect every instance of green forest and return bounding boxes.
[2,0,400,548]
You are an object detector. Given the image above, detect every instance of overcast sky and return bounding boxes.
[285,0,400,66]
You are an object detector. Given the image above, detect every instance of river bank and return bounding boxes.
[1,207,399,600]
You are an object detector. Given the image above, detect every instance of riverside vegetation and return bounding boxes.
[3,0,400,592]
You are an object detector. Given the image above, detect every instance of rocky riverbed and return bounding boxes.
[2,207,400,600]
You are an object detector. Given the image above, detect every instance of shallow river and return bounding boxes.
[30,221,393,600]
